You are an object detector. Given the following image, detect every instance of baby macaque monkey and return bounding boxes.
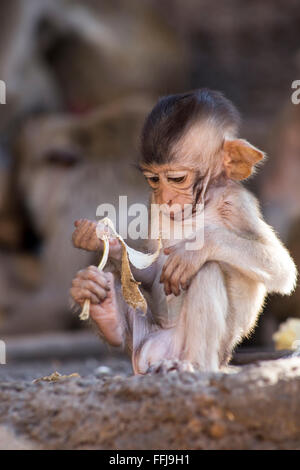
[71,89,297,374]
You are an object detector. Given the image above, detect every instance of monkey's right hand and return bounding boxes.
[70,266,111,306]
[70,267,122,346]
[72,219,121,260]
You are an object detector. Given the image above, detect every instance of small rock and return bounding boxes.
[94,366,112,377]
[209,422,226,439]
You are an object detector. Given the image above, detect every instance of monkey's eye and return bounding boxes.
[44,149,82,168]
[146,176,159,185]
[167,176,186,184]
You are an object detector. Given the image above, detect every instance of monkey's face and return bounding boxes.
[142,164,195,219]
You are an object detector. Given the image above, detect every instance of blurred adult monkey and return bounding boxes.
[71,89,297,374]
[0,97,150,335]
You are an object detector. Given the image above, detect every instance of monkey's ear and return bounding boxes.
[223,139,265,180]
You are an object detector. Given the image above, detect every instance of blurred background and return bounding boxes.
[0,0,300,354]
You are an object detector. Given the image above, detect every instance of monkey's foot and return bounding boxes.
[146,359,195,375]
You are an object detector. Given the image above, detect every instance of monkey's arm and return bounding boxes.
[208,222,296,294]
[72,219,158,288]
[70,267,124,347]
[162,189,297,296]
[72,219,122,259]
[208,189,297,294]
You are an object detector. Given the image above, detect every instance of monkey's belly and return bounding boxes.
[147,283,185,328]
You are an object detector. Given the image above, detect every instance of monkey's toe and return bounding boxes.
[147,359,195,375]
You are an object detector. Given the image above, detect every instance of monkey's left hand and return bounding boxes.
[160,244,208,296]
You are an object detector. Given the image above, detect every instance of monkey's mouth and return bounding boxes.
[160,204,192,221]
[169,210,188,221]
[161,209,182,221]
[172,207,194,221]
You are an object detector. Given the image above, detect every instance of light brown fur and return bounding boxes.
[71,93,297,374]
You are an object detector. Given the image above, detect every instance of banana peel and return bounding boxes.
[33,371,80,383]
[79,217,161,320]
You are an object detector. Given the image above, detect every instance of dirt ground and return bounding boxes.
[0,332,300,450]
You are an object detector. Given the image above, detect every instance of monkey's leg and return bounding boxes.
[218,274,266,365]
[127,307,162,374]
[132,262,229,374]
[174,261,229,372]
[146,359,195,374]
[131,311,197,374]
[121,261,230,374]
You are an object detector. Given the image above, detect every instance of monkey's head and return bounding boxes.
[139,89,264,218]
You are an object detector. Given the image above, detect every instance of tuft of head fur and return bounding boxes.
[140,88,240,174]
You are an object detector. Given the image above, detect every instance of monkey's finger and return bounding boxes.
[180,265,195,289]
[74,219,84,228]
[181,279,191,290]
[86,220,97,235]
[73,266,101,281]
[72,220,90,246]
[160,257,180,283]
[85,223,100,246]
[169,266,182,296]
[180,271,192,290]
[160,258,173,280]
[170,285,180,296]
[72,279,108,301]
[103,272,116,302]
[73,268,110,291]
[70,287,100,305]
[164,280,172,296]
[164,246,176,255]
[76,220,94,244]
[74,218,90,232]
[70,288,84,307]
[81,266,110,290]
[72,229,80,246]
